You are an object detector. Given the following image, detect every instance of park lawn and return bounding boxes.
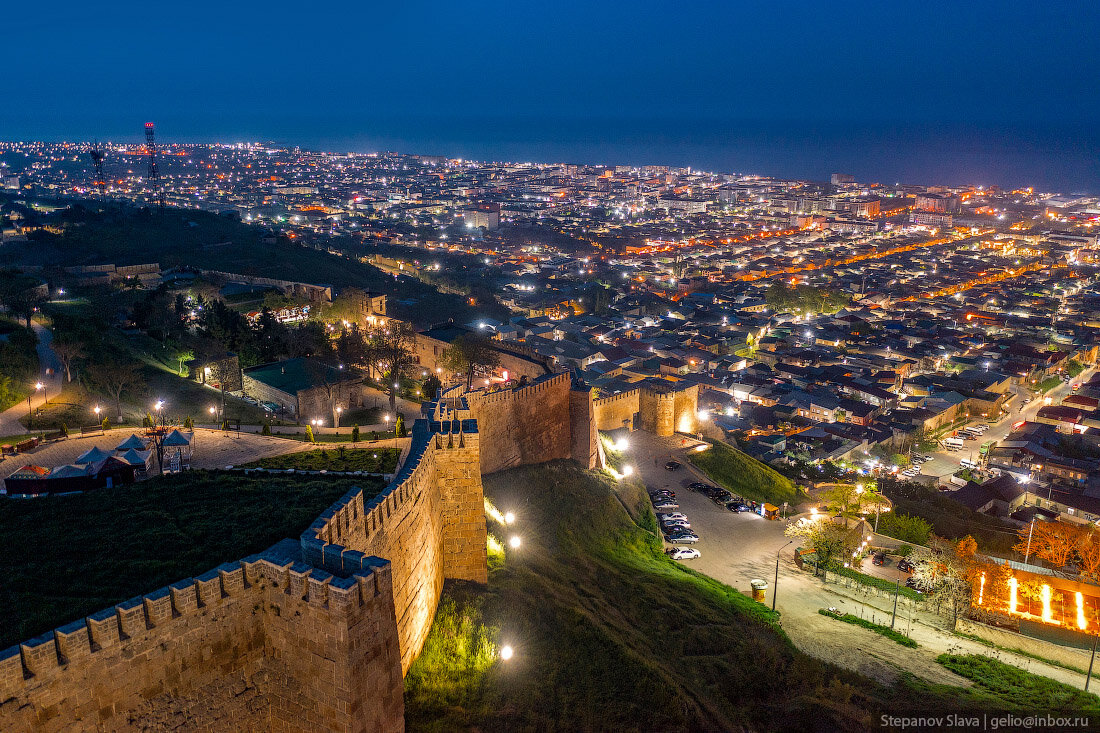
[0,470,382,649]
[690,439,802,506]
[243,447,400,473]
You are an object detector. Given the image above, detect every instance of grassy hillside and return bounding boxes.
[690,439,802,506]
[405,461,879,731]
[0,471,382,648]
[405,462,1097,730]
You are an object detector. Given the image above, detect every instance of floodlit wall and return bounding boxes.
[301,419,487,673]
[0,555,404,733]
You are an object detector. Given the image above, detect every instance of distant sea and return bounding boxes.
[7,116,1100,194]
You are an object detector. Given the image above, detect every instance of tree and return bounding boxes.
[785,517,855,581]
[441,333,501,391]
[0,272,45,328]
[878,513,933,546]
[176,348,194,377]
[376,321,417,414]
[351,424,360,443]
[1014,521,1077,568]
[305,424,315,443]
[87,360,144,421]
[336,324,367,368]
[422,374,442,401]
[395,413,407,438]
[910,541,970,629]
[51,338,85,383]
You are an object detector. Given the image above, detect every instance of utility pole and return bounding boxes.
[772,540,793,612]
[891,575,900,629]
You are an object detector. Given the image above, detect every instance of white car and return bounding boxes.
[657,512,688,522]
[667,547,701,560]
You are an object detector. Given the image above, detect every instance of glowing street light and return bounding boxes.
[504,512,515,524]
[500,645,514,661]
[622,465,634,477]
[614,437,629,451]
[509,536,521,549]
[335,406,343,428]
[93,405,101,418]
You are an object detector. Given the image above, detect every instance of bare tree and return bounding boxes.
[376,321,417,414]
[441,333,502,391]
[51,339,85,383]
[87,360,144,421]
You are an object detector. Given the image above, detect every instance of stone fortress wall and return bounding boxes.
[0,371,638,731]
[443,372,598,474]
[300,418,488,674]
[592,382,700,437]
[0,550,404,732]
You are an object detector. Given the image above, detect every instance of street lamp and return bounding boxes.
[335,406,343,428]
[773,540,793,611]
[209,405,217,423]
[154,400,164,427]
[94,405,101,419]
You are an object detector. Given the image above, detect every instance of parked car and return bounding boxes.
[653,501,679,511]
[666,547,701,560]
[649,487,675,497]
[897,559,914,573]
[657,512,687,522]
[650,491,676,501]
[905,577,925,592]
[872,553,887,566]
[728,502,751,513]
[666,532,699,544]
[688,482,713,491]
[661,518,691,530]
[664,460,682,471]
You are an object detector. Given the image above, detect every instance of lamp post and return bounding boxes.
[209,405,217,425]
[94,405,101,426]
[335,406,342,428]
[773,540,793,612]
[27,382,44,428]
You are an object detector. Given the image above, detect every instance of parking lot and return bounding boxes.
[622,428,1090,689]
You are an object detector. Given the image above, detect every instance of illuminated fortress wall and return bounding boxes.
[0,375,609,731]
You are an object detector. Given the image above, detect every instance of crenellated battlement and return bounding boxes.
[0,551,392,696]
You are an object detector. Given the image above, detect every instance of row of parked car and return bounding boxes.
[687,482,756,513]
[648,487,701,558]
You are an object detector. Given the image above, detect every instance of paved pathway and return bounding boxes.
[0,428,323,480]
[0,322,63,436]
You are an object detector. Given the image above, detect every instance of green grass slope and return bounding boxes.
[405,462,1100,731]
[691,439,802,506]
[405,461,879,732]
[0,471,382,648]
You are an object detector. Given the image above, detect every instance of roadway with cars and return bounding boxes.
[913,368,1094,485]
[621,428,1090,690]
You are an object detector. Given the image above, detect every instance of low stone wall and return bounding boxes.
[957,617,1092,671]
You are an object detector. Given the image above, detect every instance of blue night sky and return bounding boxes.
[3,1,1099,189]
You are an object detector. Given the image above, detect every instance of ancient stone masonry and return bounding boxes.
[436,372,598,474]
[301,418,488,674]
[593,381,700,437]
[0,373,598,731]
[0,549,404,732]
